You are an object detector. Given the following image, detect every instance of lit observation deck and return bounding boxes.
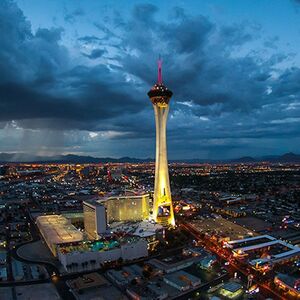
[148,83,173,106]
[148,59,173,107]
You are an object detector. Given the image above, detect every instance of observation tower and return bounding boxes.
[147,59,175,226]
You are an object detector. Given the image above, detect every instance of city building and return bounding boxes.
[163,270,201,291]
[213,207,246,218]
[67,272,126,300]
[98,191,150,223]
[218,282,244,299]
[147,59,175,226]
[83,200,107,239]
[57,237,148,271]
[68,272,110,293]
[83,191,150,239]
[274,273,300,298]
[226,235,300,272]
[126,283,168,300]
[36,215,83,256]
[148,251,202,274]
[106,264,143,287]
[197,254,217,270]
[109,220,163,251]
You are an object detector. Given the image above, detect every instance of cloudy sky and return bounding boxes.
[1,0,300,159]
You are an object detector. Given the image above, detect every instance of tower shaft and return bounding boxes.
[152,105,175,226]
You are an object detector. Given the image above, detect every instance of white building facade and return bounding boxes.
[57,239,148,272]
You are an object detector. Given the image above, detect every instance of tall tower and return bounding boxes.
[148,59,175,226]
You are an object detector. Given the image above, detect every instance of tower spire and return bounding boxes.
[157,57,163,84]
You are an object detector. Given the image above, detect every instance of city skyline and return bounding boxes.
[1,2,300,299]
[1,0,300,159]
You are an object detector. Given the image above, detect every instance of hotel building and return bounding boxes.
[83,191,150,239]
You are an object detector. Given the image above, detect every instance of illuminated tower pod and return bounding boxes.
[147,60,175,226]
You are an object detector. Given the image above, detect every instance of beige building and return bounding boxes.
[98,193,150,223]
[36,215,83,256]
[83,192,150,239]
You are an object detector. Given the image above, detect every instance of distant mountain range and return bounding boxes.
[0,152,300,164]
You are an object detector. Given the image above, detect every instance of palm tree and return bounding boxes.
[74,262,78,271]
[90,260,96,270]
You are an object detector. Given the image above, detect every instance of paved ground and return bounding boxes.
[17,283,60,300]
[16,240,64,273]
[1,283,61,300]
[68,283,128,300]
[0,286,15,300]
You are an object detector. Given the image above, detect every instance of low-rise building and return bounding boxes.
[219,282,244,299]
[274,273,300,298]
[126,283,168,300]
[163,270,201,291]
[149,255,200,274]
[68,272,109,293]
[36,215,83,256]
[197,254,217,270]
[57,237,148,272]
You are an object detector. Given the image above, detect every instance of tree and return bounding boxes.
[142,270,151,279]
[117,257,123,265]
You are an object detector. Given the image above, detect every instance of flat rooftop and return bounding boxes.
[69,272,109,291]
[229,235,300,256]
[188,217,255,240]
[228,235,276,250]
[221,281,243,293]
[36,215,83,245]
[235,217,272,232]
[275,273,300,291]
[165,270,201,287]
[229,235,300,266]
[109,220,162,238]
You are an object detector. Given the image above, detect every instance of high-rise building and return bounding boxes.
[83,191,150,238]
[83,201,107,239]
[148,59,175,226]
[98,192,149,223]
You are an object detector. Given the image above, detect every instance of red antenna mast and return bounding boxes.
[157,57,163,84]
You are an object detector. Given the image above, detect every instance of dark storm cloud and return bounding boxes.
[0,0,145,132]
[35,27,63,43]
[162,19,213,54]
[77,35,102,44]
[219,24,254,46]
[272,67,300,97]
[0,77,141,128]
[1,0,300,158]
[114,7,274,114]
[82,48,107,59]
